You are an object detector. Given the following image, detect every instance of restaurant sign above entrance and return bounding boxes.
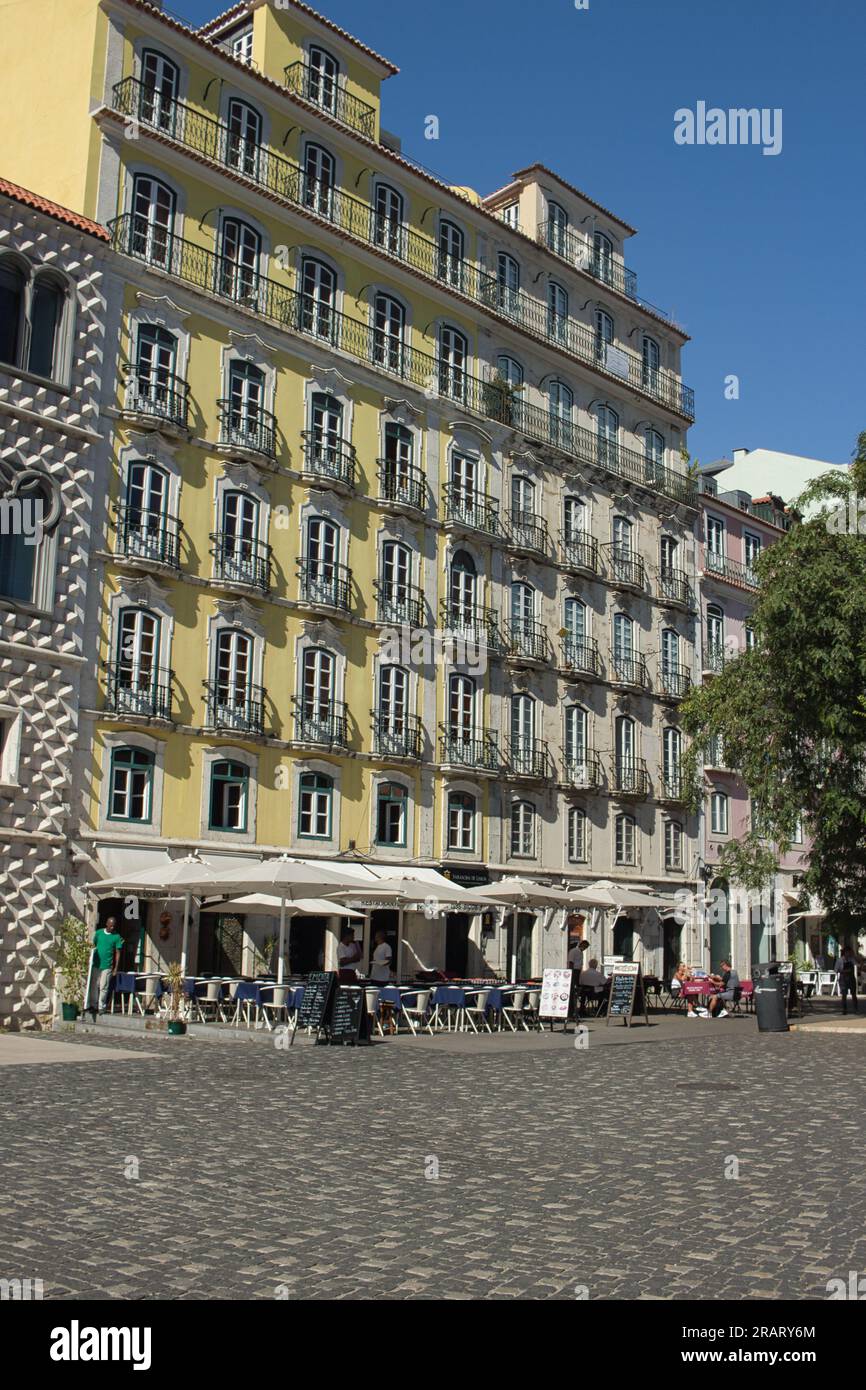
[438,865,491,887]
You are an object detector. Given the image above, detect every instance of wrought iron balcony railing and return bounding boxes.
[296,558,353,612]
[659,566,692,607]
[300,432,357,488]
[559,529,599,574]
[283,60,377,139]
[115,504,181,569]
[292,698,349,748]
[703,549,760,590]
[205,681,266,736]
[439,602,508,654]
[659,662,691,700]
[108,78,694,422]
[506,619,552,664]
[108,213,697,508]
[605,543,646,590]
[609,758,651,797]
[704,737,726,769]
[217,399,277,461]
[559,751,604,790]
[702,644,726,675]
[124,370,189,431]
[559,636,602,677]
[442,483,502,537]
[105,662,173,720]
[371,711,423,760]
[377,458,427,512]
[610,653,650,689]
[374,580,425,627]
[210,532,272,593]
[506,509,549,556]
[659,773,687,802]
[438,729,501,772]
[506,738,555,781]
[538,221,683,326]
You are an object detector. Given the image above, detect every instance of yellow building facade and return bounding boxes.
[2,0,699,980]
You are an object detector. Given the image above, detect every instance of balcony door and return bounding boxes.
[450,452,477,506]
[308,47,339,113]
[218,218,260,305]
[593,231,614,284]
[378,664,408,736]
[706,604,724,656]
[373,292,405,373]
[663,727,682,793]
[384,422,413,493]
[438,220,464,288]
[511,580,535,635]
[306,516,339,602]
[596,405,619,468]
[613,612,634,673]
[511,692,535,755]
[130,175,175,268]
[380,540,411,618]
[439,325,467,401]
[227,360,264,442]
[125,461,168,561]
[214,629,252,724]
[220,491,258,583]
[301,258,337,341]
[565,705,587,779]
[226,99,262,177]
[449,550,476,627]
[140,50,179,133]
[310,392,343,465]
[449,674,475,742]
[661,627,679,679]
[303,143,335,217]
[134,325,177,414]
[615,714,636,782]
[116,608,159,711]
[706,516,725,572]
[302,647,335,731]
[374,184,404,255]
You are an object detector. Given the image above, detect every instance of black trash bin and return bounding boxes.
[752,963,789,1033]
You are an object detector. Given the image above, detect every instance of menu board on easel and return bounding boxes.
[539,968,573,1024]
[606,962,648,1027]
[291,970,336,1045]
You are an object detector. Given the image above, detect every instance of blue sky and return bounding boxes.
[178,0,866,468]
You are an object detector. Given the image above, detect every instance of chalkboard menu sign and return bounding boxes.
[292,970,336,1043]
[606,962,648,1027]
[328,986,369,1045]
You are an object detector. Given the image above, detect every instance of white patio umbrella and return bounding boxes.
[207,895,366,981]
[340,875,501,906]
[464,876,571,981]
[90,853,222,976]
[203,856,374,981]
[567,879,671,909]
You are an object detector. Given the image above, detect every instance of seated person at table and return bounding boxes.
[671,962,702,1017]
[707,960,740,1017]
[337,927,362,982]
[579,958,606,992]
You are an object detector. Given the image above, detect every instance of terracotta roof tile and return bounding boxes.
[0,177,109,241]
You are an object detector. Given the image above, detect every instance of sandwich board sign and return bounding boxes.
[540,968,573,1026]
[606,961,649,1027]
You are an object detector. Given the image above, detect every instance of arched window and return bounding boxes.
[711,791,729,835]
[212,628,253,725]
[548,379,573,449]
[664,819,683,870]
[439,324,467,401]
[225,359,265,449]
[298,771,333,839]
[706,603,724,666]
[449,550,477,627]
[568,806,587,863]
[373,292,405,372]
[300,258,337,341]
[447,673,475,740]
[108,747,155,823]
[301,646,336,730]
[27,273,65,379]
[595,309,614,363]
[377,664,408,738]
[123,460,170,561]
[511,800,535,857]
[645,427,664,480]
[496,354,523,390]
[615,812,635,865]
[210,759,249,831]
[497,252,520,317]
[0,474,53,603]
[511,693,536,768]
[593,231,614,284]
[511,579,535,630]
[563,495,586,540]
[615,714,636,788]
[613,611,634,669]
[140,49,179,132]
[115,608,160,713]
[309,391,343,462]
[308,46,340,113]
[547,201,568,256]
[564,704,588,781]
[0,257,26,367]
[563,597,587,665]
[511,474,535,521]
[218,490,261,587]
[547,280,568,343]
[438,220,464,287]
[642,334,660,391]
[226,98,262,176]
[374,183,404,254]
[133,324,179,420]
[218,217,261,305]
[447,790,475,851]
[376,781,408,846]
[303,515,340,604]
[596,404,619,466]
[130,174,176,267]
[379,539,412,621]
[303,143,335,216]
[663,726,682,797]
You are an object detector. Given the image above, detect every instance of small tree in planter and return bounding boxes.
[54,916,92,1021]
[164,961,187,1035]
[254,934,278,978]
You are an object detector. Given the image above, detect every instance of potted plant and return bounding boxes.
[254,934,278,978]
[54,915,91,1021]
[164,960,187,1035]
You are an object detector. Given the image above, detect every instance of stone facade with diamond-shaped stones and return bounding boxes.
[0,188,121,1028]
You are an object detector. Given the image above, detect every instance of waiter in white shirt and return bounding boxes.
[370,929,393,983]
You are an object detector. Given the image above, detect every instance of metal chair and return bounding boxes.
[401,989,433,1035]
[464,988,493,1033]
[501,988,528,1032]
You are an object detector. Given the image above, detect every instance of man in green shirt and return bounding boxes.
[92,917,124,1013]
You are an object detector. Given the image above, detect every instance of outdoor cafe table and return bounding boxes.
[681,980,720,1004]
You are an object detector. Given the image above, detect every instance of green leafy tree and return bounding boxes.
[681,432,866,923]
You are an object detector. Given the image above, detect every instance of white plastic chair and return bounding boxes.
[501,989,528,1032]
[196,981,225,1023]
[364,987,384,1037]
[401,989,433,1035]
[524,989,541,1030]
[134,978,161,1015]
[464,988,492,1033]
[260,986,290,1031]
[817,971,838,996]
